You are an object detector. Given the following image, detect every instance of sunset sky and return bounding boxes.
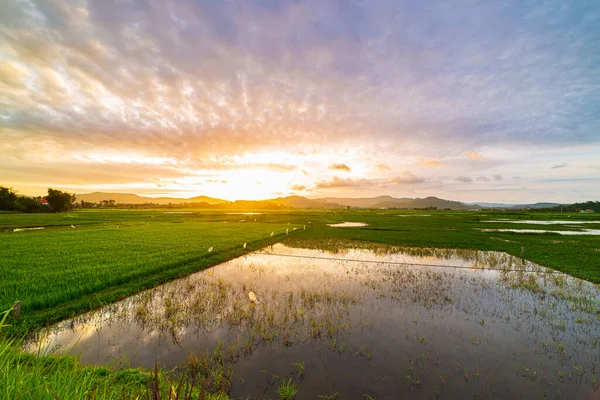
[1,0,599,203]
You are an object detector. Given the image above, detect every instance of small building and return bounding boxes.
[37,198,49,206]
[580,209,595,214]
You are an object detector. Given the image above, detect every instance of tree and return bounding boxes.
[0,186,22,211]
[46,188,77,212]
[18,196,46,213]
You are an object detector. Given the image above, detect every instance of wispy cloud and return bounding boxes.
[390,172,425,184]
[456,176,473,183]
[418,157,442,167]
[328,163,351,172]
[315,177,374,189]
[315,172,424,189]
[376,164,391,171]
[551,163,568,169]
[466,152,485,162]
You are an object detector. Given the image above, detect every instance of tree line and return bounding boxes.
[0,186,76,213]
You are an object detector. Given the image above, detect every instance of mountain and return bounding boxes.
[271,196,343,209]
[76,192,484,210]
[322,196,476,210]
[77,192,229,205]
[473,202,516,208]
[321,195,408,208]
[274,196,476,210]
[510,202,560,209]
[475,202,560,209]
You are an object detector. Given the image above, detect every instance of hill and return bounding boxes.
[271,196,344,209]
[270,195,476,210]
[474,202,560,209]
[319,196,476,210]
[77,192,229,205]
[75,193,491,210]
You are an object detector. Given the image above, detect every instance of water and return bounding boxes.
[26,244,600,399]
[485,220,599,225]
[479,228,600,235]
[327,222,368,227]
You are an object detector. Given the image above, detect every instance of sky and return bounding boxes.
[1,0,599,203]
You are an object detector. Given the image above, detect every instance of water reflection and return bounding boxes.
[26,244,600,399]
[327,222,368,227]
[478,228,600,235]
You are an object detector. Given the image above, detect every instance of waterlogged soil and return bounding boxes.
[27,244,600,399]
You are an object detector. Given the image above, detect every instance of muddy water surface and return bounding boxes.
[27,244,600,399]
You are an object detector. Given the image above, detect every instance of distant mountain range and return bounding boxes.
[273,195,478,210]
[77,192,483,210]
[77,192,228,205]
[472,202,560,209]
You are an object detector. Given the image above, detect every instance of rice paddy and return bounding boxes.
[1,209,600,399]
[26,244,600,399]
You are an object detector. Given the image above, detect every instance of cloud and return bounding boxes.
[1,0,599,202]
[466,152,485,162]
[315,172,424,189]
[455,176,473,183]
[551,163,568,169]
[390,172,425,184]
[328,163,351,172]
[290,184,306,191]
[418,158,442,167]
[376,164,391,171]
[478,174,502,182]
[2,0,598,163]
[315,177,374,189]
[264,163,297,172]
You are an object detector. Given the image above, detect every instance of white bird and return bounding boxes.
[248,291,258,303]
[270,232,274,237]
[71,225,75,229]
[208,247,213,252]
[286,228,289,235]
[243,243,247,248]
[303,225,306,230]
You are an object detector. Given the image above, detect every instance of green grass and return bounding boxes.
[1,210,302,334]
[276,379,299,400]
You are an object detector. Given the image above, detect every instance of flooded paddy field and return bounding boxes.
[27,243,600,399]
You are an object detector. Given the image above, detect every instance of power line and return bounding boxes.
[253,251,600,278]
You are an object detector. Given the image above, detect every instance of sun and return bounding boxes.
[198,169,291,201]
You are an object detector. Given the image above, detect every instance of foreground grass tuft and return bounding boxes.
[276,379,298,400]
